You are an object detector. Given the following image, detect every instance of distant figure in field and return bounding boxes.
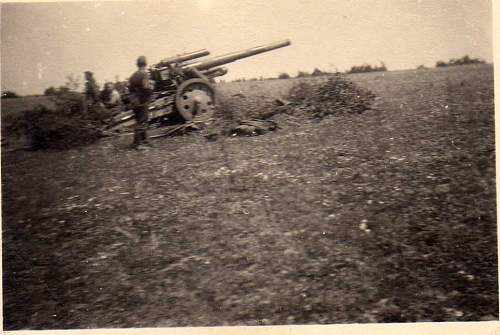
[128,56,153,149]
[84,71,100,105]
[100,82,122,108]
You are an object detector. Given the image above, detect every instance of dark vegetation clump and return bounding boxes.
[436,55,486,68]
[347,62,387,74]
[2,91,21,99]
[5,93,114,149]
[287,73,376,119]
[44,86,71,96]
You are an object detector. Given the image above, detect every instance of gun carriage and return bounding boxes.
[109,40,291,135]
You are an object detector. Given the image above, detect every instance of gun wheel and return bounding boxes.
[175,79,217,121]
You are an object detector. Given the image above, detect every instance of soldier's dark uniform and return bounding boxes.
[128,56,153,148]
[84,71,100,105]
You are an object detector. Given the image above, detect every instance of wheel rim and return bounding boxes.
[176,79,216,121]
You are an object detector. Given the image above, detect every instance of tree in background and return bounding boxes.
[296,71,310,78]
[43,72,86,97]
[65,73,81,92]
[44,86,70,96]
[311,68,327,77]
[278,73,290,79]
[44,87,57,96]
[347,62,387,74]
[436,55,486,68]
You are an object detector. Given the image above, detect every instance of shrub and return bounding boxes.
[278,73,291,79]
[435,55,486,68]
[311,68,327,77]
[347,62,387,74]
[1,91,20,99]
[436,60,447,68]
[296,71,310,78]
[6,92,112,149]
[44,86,71,96]
[44,87,58,96]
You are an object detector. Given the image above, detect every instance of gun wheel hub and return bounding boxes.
[175,79,217,121]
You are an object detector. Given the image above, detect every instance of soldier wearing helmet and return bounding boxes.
[128,56,153,149]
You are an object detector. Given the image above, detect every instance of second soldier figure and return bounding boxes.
[128,56,153,149]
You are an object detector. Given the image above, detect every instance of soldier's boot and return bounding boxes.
[132,129,142,148]
[142,131,154,148]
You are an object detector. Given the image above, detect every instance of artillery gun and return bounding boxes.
[108,40,291,136]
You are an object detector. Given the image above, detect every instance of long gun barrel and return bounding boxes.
[159,49,210,66]
[184,39,291,71]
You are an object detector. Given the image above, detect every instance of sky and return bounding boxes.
[1,0,494,95]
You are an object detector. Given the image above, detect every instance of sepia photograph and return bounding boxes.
[1,0,497,331]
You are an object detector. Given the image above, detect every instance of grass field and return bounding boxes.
[2,64,497,329]
[1,95,57,148]
[1,95,55,119]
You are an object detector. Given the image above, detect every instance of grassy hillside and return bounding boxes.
[1,95,55,118]
[2,64,497,329]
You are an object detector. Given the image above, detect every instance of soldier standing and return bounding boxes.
[84,71,100,105]
[128,56,153,149]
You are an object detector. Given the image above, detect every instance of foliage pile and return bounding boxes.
[286,73,376,119]
[5,93,115,149]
